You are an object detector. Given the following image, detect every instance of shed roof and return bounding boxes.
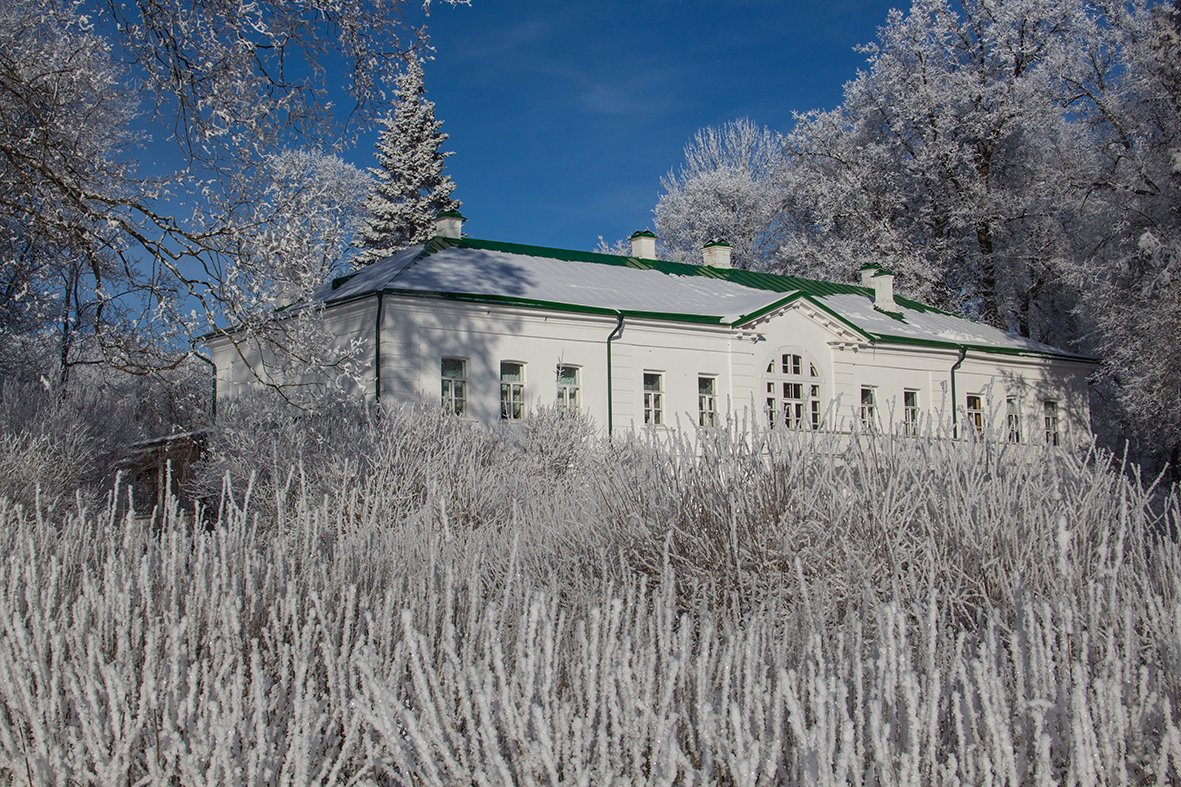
[319,236,1093,362]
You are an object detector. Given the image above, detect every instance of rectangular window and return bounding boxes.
[557,365,580,411]
[1006,396,1022,443]
[441,358,467,416]
[966,394,984,436]
[698,376,718,427]
[643,372,664,426]
[782,381,804,427]
[1044,400,1060,446]
[781,354,802,376]
[903,389,920,436]
[810,384,822,429]
[860,386,877,430]
[500,362,525,420]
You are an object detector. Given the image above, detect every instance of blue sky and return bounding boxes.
[344,0,902,252]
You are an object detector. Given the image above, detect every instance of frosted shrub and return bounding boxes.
[597,426,1163,619]
[0,410,1179,783]
[0,370,208,512]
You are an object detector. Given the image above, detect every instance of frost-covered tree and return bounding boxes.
[1073,0,1181,470]
[779,0,1091,339]
[0,0,138,386]
[241,150,372,306]
[0,0,458,385]
[654,119,785,269]
[355,55,460,265]
[215,150,372,407]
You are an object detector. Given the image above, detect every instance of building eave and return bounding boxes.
[330,287,733,326]
[864,332,1099,363]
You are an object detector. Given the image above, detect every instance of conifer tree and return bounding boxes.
[355,55,459,266]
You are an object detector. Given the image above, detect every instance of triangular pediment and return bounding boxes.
[734,296,867,344]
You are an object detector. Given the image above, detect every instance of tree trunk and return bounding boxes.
[975,220,999,326]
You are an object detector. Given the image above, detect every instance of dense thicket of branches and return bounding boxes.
[0,404,1177,781]
[655,0,1181,474]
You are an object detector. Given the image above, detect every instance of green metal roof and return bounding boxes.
[429,235,942,314]
[312,234,1096,364]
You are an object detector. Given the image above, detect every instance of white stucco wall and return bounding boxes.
[208,293,1093,447]
[207,298,375,400]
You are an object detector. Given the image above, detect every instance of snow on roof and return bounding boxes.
[816,294,1084,358]
[320,237,1092,361]
[323,239,782,321]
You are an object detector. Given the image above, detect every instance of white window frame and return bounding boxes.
[764,352,822,429]
[1006,396,1022,443]
[698,375,718,427]
[441,357,467,416]
[1044,399,1060,446]
[500,361,526,421]
[859,386,878,430]
[556,364,580,412]
[903,389,920,437]
[643,372,664,426]
[965,394,984,437]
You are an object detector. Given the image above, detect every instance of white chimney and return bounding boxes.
[629,229,657,258]
[702,238,732,268]
[434,209,466,239]
[859,262,880,286]
[872,268,898,312]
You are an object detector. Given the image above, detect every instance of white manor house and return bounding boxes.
[208,212,1095,445]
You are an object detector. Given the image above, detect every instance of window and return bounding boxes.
[557,365,580,411]
[965,394,984,436]
[1006,396,1022,443]
[859,386,878,430]
[903,389,920,436]
[698,376,718,427]
[441,358,467,416]
[500,362,525,420]
[643,372,664,426]
[1044,400,1060,446]
[764,353,822,429]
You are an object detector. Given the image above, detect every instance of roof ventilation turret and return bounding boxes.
[702,238,732,269]
[872,267,898,313]
[629,229,657,259]
[858,262,880,286]
[435,209,466,239]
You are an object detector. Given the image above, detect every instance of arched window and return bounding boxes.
[763,351,822,429]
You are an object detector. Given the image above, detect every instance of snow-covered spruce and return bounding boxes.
[355,54,460,266]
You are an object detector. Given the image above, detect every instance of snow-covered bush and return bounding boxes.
[0,412,1178,782]
[598,427,1159,620]
[0,370,206,512]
